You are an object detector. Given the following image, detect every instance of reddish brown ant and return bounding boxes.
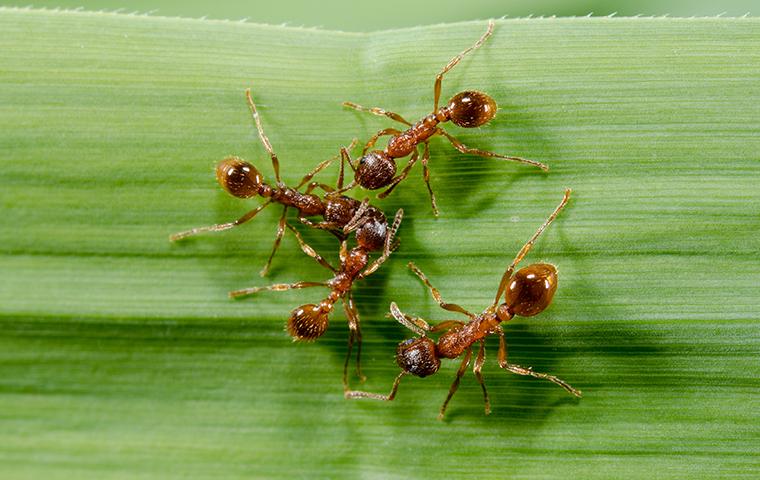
[337,20,549,215]
[345,189,580,419]
[170,89,403,277]
[228,207,404,390]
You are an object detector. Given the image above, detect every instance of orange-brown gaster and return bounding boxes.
[346,189,581,419]
[337,21,548,216]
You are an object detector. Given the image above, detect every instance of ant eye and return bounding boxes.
[216,156,263,198]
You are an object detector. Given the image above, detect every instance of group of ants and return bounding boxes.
[171,21,581,419]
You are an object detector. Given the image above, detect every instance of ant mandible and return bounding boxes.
[337,20,548,215]
[228,207,404,390]
[170,89,401,277]
[346,189,580,419]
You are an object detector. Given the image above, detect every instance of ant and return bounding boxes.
[336,20,548,216]
[345,189,580,419]
[170,89,402,277]
[228,206,404,391]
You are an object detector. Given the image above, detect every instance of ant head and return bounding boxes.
[447,91,497,128]
[356,151,397,190]
[504,263,558,317]
[216,156,263,198]
[287,303,330,341]
[395,337,440,377]
[354,214,387,252]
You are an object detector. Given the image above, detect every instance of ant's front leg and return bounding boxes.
[377,149,420,200]
[344,372,407,401]
[438,347,473,420]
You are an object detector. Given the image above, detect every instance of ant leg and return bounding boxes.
[437,128,549,172]
[344,372,407,401]
[259,206,288,277]
[497,327,581,397]
[295,139,357,190]
[343,294,365,384]
[473,340,491,415]
[419,142,439,216]
[245,89,284,186]
[229,281,327,299]
[429,320,466,333]
[493,188,571,306]
[357,209,404,279]
[169,200,272,241]
[433,20,494,111]
[285,224,336,272]
[304,182,335,195]
[362,128,402,155]
[342,101,412,126]
[407,261,476,319]
[439,347,473,420]
[377,149,419,199]
[326,147,359,196]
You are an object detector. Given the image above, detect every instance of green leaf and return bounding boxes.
[1,8,759,479]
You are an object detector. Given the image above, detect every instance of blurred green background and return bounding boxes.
[1,0,755,29]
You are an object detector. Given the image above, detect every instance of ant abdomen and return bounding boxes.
[396,337,440,377]
[505,263,558,317]
[446,90,497,128]
[356,151,397,189]
[216,156,263,198]
[287,304,330,341]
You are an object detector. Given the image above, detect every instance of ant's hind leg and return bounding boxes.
[493,189,571,306]
[343,101,412,126]
[497,327,581,397]
[433,20,494,111]
[473,340,491,415]
[407,262,476,319]
[439,347,473,420]
[169,201,272,242]
[419,142,439,216]
[437,128,549,172]
[344,372,407,401]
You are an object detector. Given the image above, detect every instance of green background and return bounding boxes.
[1,4,759,480]
[0,0,757,29]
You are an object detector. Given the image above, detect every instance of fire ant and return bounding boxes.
[228,207,404,390]
[337,20,549,215]
[345,189,580,419]
[170,89,402,277]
